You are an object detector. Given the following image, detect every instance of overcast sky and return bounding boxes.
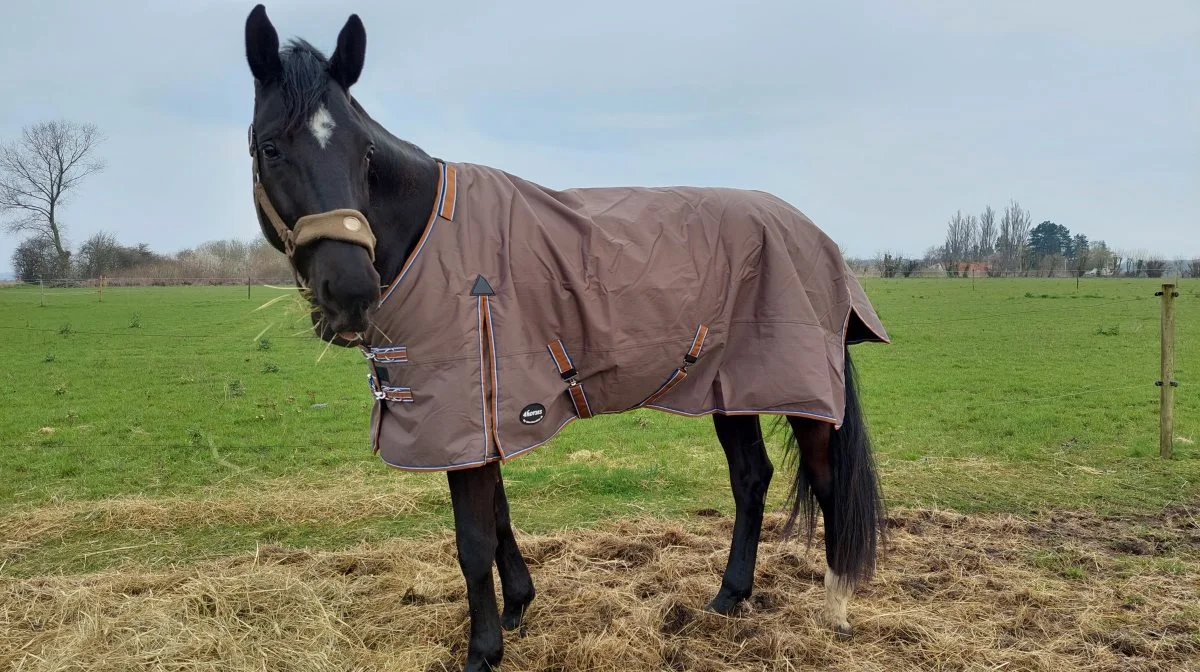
[2,0,1197,275]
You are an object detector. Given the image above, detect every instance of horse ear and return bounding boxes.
[329,14,366,89]
[245,4,282,84]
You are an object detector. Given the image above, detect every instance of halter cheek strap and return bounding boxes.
[248,125,377,262]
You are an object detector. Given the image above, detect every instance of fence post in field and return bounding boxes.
[39,277,45,307]
[248,276,252,300]
[1158,282,1178,458]
[99,275,105,302]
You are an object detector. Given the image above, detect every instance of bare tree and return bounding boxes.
[0,120,106,270]
[977,205,997,259]
[943,210,975,273]
[997,199,1032,273]
[965,214,979,261]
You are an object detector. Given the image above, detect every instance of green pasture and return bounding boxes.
[0,278,1196,576]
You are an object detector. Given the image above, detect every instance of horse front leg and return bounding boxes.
[448,462,504,671]
[706,413,773,614]
[494,467,535,632]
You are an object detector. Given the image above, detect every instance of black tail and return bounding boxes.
[779,347,885,586]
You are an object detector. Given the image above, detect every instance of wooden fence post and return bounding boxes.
[1158,282,1177,458]
[39,277,45,307]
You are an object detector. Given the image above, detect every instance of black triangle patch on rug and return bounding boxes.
[470,275,495,296]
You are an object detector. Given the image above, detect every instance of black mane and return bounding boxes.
[276,39,330,132]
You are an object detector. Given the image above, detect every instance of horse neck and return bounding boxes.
[365,131,440,287]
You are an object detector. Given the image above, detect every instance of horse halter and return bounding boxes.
[247,125,378,262]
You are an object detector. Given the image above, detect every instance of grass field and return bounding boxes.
[0,278,1197,579]
[1,278,1198,670]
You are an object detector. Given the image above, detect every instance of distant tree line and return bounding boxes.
[5,119,1195,286]
[866,199,1192,279]
[12,233,293,285]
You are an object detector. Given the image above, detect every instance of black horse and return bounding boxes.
[243,6,884,671]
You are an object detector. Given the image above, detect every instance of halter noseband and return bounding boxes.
[248,125,377,262]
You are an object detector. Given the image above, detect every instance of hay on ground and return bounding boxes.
[1,506,1197,671]
[0,472,439,562]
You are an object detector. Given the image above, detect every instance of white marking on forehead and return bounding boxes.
[309,104,336,149]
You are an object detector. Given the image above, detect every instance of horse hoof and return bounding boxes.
[704,594,742,615]
[464,655,501,672]
[502,607,528,634]
[834,623,853,640]
[502,592,534,633]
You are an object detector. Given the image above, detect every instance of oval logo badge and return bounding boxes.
[519,403,546,425]
[343,216,362,232]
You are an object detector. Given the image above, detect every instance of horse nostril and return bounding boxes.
[319,278,334,302]
[346,287,374,316]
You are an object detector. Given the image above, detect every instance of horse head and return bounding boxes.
[244,4,381,343]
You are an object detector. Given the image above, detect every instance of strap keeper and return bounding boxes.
[560,367,579,383]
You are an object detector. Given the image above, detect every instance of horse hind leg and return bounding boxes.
[494,467,535,632]
[705,413,774,614]
[784,416,853,636]
[784,349,884,638]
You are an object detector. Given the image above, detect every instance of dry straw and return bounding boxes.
[0,474,439,563]
[2,504,1197,671]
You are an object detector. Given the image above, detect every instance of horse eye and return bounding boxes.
[365,144,376,161]
[261,143,281,160]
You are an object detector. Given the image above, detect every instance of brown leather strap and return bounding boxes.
[687,324,709,362]
[438,163,458,220]
[479,296,505,458]
[639,324,710,407]
[640,368,688,407]
[254,181,295,255]
[547,339,593,419]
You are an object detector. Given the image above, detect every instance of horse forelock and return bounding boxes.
[269,39,333,134]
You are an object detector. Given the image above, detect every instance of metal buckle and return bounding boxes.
[364,346,407,362]
[367,375,386,400]
[560,367,579,387]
